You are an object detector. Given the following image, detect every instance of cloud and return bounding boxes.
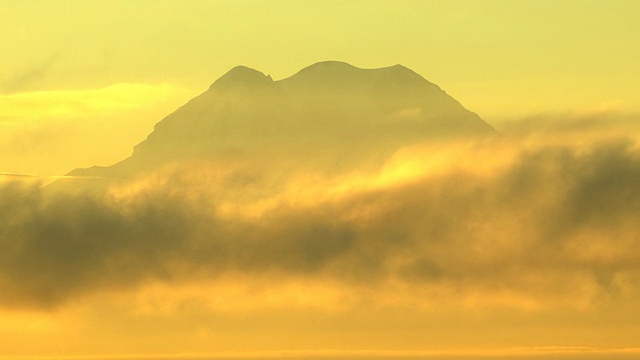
[494,110,640,140]
[0,83,183,121]
[0,53,61,94]
[1,113,639,313]
[0,82,188,176]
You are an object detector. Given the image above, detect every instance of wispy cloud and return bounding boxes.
[0,52,61,94]
[0,82,188,176]
[0,83,183,121]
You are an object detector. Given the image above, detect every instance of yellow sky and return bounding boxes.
[2,0,639,175]
[2,1,640,358]
[3,0,640,112]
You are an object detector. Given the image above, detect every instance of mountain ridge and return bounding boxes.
[69,61,497,179]
[209,65,273,90]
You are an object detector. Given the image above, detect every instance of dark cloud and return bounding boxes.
[0,183,193,308]
[1,117,640,311]
[1,52,60,94]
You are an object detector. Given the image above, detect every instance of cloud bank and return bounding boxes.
[1,112,639,314]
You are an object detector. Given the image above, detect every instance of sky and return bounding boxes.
[1,1,640,359]
[2,0,640,175]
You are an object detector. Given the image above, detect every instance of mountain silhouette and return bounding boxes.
[69,61,496,179]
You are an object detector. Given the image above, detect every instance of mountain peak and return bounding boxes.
[302,60,358,70]
[293,61,359,77]
[209,65,272,90]
[69,61,497,180]
[284,61,429,88]
[387,63,417,74]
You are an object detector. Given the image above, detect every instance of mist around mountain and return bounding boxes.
[69,61,495,180]
[2,61,640,353]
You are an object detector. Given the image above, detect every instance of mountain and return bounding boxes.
[69,61,496,179]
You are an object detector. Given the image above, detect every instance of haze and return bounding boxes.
[1,1,640,359]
